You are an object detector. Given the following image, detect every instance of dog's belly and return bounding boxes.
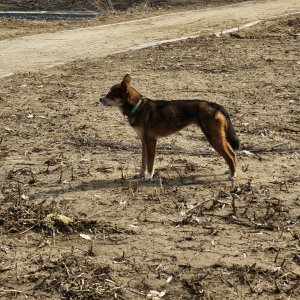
[152,119,196,138]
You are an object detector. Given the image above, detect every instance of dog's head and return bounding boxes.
[100,74,140,108]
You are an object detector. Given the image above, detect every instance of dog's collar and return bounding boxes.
[130,99,142,115]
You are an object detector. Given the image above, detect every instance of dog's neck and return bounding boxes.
[122,99,144,117]
[121,90,145,117]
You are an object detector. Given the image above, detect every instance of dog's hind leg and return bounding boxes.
[222,143,236,179]
[144,138,157,180]
[200,113,236,180]
[210,136,236,180]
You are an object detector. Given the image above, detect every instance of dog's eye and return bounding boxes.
[110,95,119,100]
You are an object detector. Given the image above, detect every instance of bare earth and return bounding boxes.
[0,1,300,300]
[0,0,300,77]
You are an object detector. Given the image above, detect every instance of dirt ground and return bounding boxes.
[0,0,245,12]
[2,0,300,79]
[0,15,300,300]
[0,0,247,40]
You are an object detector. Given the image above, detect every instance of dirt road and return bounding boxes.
[0,0,299,77]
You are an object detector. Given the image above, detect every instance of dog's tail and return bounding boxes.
[210,102,240,151]
[225,115,240,151]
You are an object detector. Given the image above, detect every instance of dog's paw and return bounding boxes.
[142,172,154,181]
[133,172,144,179]
[227,173,236,181]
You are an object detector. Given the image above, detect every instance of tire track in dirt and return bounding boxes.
[0,0,300,77]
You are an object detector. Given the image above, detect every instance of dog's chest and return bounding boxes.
[127,114,141,127]
[133,126,143,140]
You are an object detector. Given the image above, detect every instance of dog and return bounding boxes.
[100,74,240,181]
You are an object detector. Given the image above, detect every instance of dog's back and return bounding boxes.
[147,99,239,151]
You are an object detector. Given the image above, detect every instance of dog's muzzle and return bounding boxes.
[100,96,107,106]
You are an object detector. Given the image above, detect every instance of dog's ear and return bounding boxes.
[122,74,131,85]
[122,74,131,86]
[120,74,138,105]
[120,74,131,94]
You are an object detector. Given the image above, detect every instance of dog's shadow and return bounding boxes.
[30,174,227,200]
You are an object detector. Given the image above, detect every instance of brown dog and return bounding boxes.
[100,74,239,181]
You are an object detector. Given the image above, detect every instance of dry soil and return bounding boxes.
[0,6,299,300]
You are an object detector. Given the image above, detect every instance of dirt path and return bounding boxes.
[0,0,300,77]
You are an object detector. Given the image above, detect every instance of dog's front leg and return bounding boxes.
[144,138,157,181]
[141,140,147,177]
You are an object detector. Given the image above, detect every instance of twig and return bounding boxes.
[282,126,300,133]
[274,249,280,263]
[120,164,125,182]
[0,289,23,294]
[280,258,286,269]
[87,167,92,176]
[186,202,204,214]
[286,280,300,295]
[125,287,146,296]
[274,281,281,293]
[242,164,249,172]
[14,249,18,280]
[188,200,212,215]
[249,219,276,231]
[220,274,237,291]
[28,169,36,184]
[136,207,147,221]
[247,146,300,154]
[245,277,255,293]
[71,165,75,181]
[231,194,238,217]
[18,224,36,235]
[172,166,184,182]
[58,166,63,183]
[87,240,95,256]
[224,215,276,231]
[241,207,248,216]
[17,183,22,200]
[62,261,71,277]
[159,173,165,195]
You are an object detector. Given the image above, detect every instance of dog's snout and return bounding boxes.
[100,96,109,106]
[100,96,107,105]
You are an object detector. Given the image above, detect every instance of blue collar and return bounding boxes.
[130,99,142,115]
